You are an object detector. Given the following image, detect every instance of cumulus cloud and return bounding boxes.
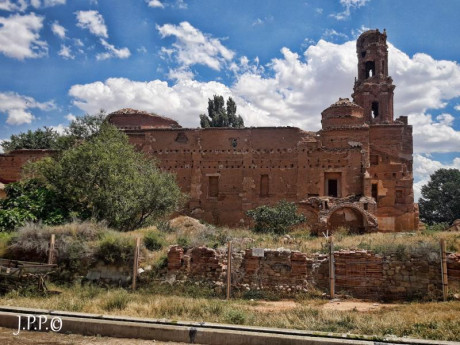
[69,77,272,128]
[58,44,74,59]
[146,0,164,8]
[0,91,55,125]
[413,154,460,201]
[0,0,65,10]
[96,39,130,60]
[157,21,235,71]
[76,10,108,38]
[51,21,66,39]
[68,35,460,156]
[0,13,47,60]
[65,113,76,122]
[330,0,371,20]
[0,0,27,11]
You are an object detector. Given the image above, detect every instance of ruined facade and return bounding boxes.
[0,30,418,233]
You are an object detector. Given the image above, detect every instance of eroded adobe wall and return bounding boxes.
[369,122,417,231]
[126,127,317,226]
[167,245,459,301]
[0,150,55,184]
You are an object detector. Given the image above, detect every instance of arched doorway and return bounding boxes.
[328,207,366,234]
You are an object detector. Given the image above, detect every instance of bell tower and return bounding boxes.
[352,29,395,124]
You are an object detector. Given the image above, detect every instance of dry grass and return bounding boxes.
[1,284,459,341]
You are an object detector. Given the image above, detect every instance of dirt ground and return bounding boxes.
[246,299,399,313]
[0,327,196,345]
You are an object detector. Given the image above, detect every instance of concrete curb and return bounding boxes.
[0,306,458,345]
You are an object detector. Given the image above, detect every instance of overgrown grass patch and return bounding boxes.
[1,284,459,341]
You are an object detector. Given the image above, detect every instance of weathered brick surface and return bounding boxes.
[167,245,459,301]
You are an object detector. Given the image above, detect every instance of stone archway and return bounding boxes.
[327,206,366,234]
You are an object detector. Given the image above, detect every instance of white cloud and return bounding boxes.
[322,28,349,41]
[330,0,371,20]
[0,13,47,60]
[43,0,65,6]
[0,0,27,11]
[413,154,460,201]
[76,10,108,38]
[146,0,164,8]
[68,35,460,156]
[51,21,66,39]
[65,113,76,122]
[58,44,74,59]
[69,77,272,128]
[0,91,55,125]
[96,39,130,60]
[31,0,65,8]
[157,21,235,71]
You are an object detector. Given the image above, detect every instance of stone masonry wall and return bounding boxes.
[167,245,460,301]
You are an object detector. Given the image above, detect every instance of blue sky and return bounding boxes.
[1,0,460,200]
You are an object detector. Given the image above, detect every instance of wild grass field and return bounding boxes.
[0,219,459,341]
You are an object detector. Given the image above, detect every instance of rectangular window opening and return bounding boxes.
[260,174,269,197]
[327,179,338,197]
[371,183,378,201]
[208,176,219,198]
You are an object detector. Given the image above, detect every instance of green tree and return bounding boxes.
[419,168,460,225]
[1,127,61,153]
[200,95,245,128]
[1,111,106,152]
[246,200,306,235]
[0,179,68,232]
[35,123,183,230]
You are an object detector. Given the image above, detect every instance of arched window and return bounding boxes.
[365,61,375,78]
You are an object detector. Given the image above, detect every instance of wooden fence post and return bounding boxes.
[227,241,232,300]
[329,236,335,299]
[440,239,448,301]
[48,234,55,265]
[132,237,141,291]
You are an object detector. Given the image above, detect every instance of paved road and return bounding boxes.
[0,327,196,345]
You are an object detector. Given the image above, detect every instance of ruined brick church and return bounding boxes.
[0,29,419,233]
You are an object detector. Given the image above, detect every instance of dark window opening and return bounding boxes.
[371,183,378,201]
[370,154,379,165]
[371,102,379,118]
[395,190,404,204]
[381,60,384,74]
[208,176,219,198]
[328,179,338,197]
[364,203,368,211]
[361,51,366,58]
[260,174,269,197]
[365,61,375,78]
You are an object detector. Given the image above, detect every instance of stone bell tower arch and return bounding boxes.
[352,29,395,124]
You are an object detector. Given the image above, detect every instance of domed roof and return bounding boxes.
[107,108,181,129]
[327,98,362,109]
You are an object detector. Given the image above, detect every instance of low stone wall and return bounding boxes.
[85,261,131,285]
[167,245,460,301]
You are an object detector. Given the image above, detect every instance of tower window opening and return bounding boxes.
[365,61,375,78]
[371,183,378,201]
[371,102,379,118]
[361,51,366,58]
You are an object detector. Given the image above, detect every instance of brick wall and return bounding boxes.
[167,245,460,301]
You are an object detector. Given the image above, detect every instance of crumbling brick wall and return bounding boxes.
[167,245,458,301]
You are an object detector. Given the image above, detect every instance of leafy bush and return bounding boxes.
[246,200,306,234]
[177,236,190,248]
[0,179,68,232]
[33,123,183,230]
[96,233,135,264]
[143,230,164,251]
